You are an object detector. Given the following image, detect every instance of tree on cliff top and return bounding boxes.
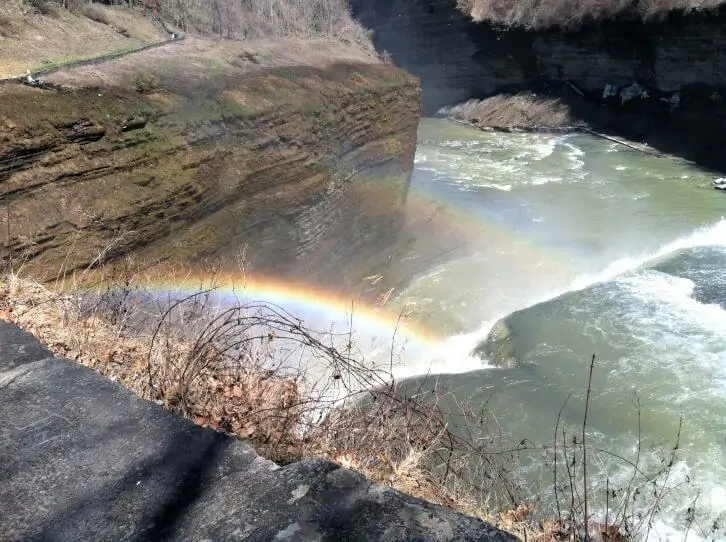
[457,0,725,29]
[21,0,371,46]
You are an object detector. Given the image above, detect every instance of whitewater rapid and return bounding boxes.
[385,118,726,540]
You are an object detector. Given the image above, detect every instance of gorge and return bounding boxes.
[2,1,726,539]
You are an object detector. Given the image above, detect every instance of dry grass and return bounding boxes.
[438,93,580,130]
[2,1,374,79]
[0,258,520,528]
[0,4,167,78]
[45,35,379,90]
[74,3,110,25]
[458,0,726,29]
[0,272,302,448]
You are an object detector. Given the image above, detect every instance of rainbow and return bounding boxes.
[409,118,581,277]
[94,122,580,356]
[404,186,577,274]
[139,272,440,347]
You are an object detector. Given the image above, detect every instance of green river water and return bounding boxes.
[388,119,726,541]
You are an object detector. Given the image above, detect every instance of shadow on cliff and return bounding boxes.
[351,0,726,172]
[533,81,726,173]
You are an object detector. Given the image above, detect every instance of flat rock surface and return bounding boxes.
[0,321,517,541]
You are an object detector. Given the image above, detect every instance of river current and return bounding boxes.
[389,119,726,541]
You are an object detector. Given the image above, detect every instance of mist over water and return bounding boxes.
[388,119,726,540]
[392,119,723,334]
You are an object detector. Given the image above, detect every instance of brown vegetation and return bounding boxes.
[438,92,581,131]
[2,0,372,78]
[457,0,726,29]
[0,261,510,517]
[0,2,167,78]
[74,2,111,24]
[18,0,372,47]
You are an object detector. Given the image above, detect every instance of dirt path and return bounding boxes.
[0,37,181,85]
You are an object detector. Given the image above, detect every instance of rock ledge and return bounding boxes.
[0,321,516,541]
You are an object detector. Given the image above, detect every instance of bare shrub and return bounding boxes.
[459,0,726,29]
[24,0,56,15]
[133,72,158,93]
[135,0,372,47]
[18,0,372,48]
[0,0,24,16]
[0,254,511,516]
[0,16,20,37]
[75,2,111,25]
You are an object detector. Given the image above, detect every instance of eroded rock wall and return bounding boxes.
[351,0,726,168]
[353,0,726,109]
[0,41,420,289]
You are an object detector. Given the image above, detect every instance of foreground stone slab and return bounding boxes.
[0,321,517,541]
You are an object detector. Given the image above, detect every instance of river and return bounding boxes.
[389,118,726,541]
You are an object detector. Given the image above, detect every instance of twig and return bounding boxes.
[554,392,572,523]
[582,354,595,540]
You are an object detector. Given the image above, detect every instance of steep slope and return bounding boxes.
[0,3,169,78]
[0,38,420,291]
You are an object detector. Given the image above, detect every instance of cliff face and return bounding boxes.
[351,0,726,168]
[352,0,726,110]
[0,39,420,290]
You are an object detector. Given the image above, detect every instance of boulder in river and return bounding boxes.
[472,319,519,368]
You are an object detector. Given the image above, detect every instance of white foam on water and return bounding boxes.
[414,152,428,163]
[532,138,557,159]
[571,218,726,290]
[643,469,726,542]
[437,139,489,152]
[611,268,726,408]
[481,183,513,192]
[401,218,726,379]
[529,175,562,186]
[396,324,494,378]
[619,271,726,334]
[559,140,585,157]
[605,142,621,153]
[559,139,586,170]
[443,175,513,192]
[621,271,695,299]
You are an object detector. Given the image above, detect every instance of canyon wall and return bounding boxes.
[352,0,726,168]
[0,39,420,290]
